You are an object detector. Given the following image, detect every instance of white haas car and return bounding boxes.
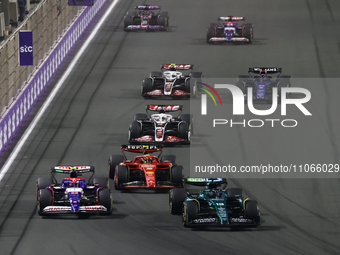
[129,105,194,145]
[141,64,202,98]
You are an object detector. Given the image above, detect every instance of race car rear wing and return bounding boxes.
[50,166,95,183]
[135,5,160,10]
[248,67,282,74]
[185,177,228,186]
[121,145,163,158]
[146,105,183,112]
[219,16,245,21]
[121,144,162,153]
[161,64,194,70]
[51,166,95,174]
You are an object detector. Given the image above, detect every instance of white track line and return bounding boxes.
[0,0,121,182]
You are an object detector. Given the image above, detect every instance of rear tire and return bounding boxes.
[115,165,128,190]
[37,177,52,191]
[108,155,124,179]
[169,188,187,215]
[160,155,177,165]
[133,113,148,121]
[99,189,112,215]
[236,81,245,94]
[93,177,109,189]
[150,71,162,77]
[226,188,243,199]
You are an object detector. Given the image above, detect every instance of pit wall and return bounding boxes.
[0,0,108,154]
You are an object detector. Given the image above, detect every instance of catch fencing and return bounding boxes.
[0,0,108,154]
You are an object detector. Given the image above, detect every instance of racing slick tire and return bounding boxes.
[141,78,153,97]
[129,121,142,142]
[183,201,199,227]
[93,177,109,189]
[169,188,187,215]
[180,114,195,135]
[133,113,148,121]
[191,72,203,89]
[245,200,259,222]
[178,122,190,144]
[115,165,128,190]
[243,23,254,44]
[37,189,52,216]
[236,81,245,94]
[237,75,250,83]
[124,11,134,31]
[98,189,112,215]
[184,79,197,98]
[108,154,125,179]
[37,177,52,191]
[226,188,243,199]
[206,24,217,44]
[278,75,292,100]
[171,165,183,186]
[150,71,162,78]
[160,155,177,165]
[159,12,169,31]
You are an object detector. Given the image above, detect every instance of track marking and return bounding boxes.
[0,0,121,182]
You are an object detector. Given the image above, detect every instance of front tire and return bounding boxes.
[98,189,112,215]
[38,189,52,216]
[245,200,260,223]
[115,165,128,190]
[141,78,153,97]
[159,12,169,31]
[129,121,142,142]
[124,12,134,31]
[206,25,216,44]
[180,114,194,135]
[183,201,199,227]
[243,23,254,44]
[178,122,190,144]
[171,165,183,186]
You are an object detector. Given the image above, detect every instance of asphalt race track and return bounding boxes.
[1,0,340,254]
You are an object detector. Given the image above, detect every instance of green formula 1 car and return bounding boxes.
[169,177,260,228]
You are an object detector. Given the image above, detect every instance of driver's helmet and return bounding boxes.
[135,157,148,164]
[207,190,216,198]
[224,22,235,27]
[75,179,86,189]
[160,114,169,123]
[259,70,268,80]
[62,179,74,188]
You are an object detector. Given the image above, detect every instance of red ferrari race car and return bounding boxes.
[108,145,184,191]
